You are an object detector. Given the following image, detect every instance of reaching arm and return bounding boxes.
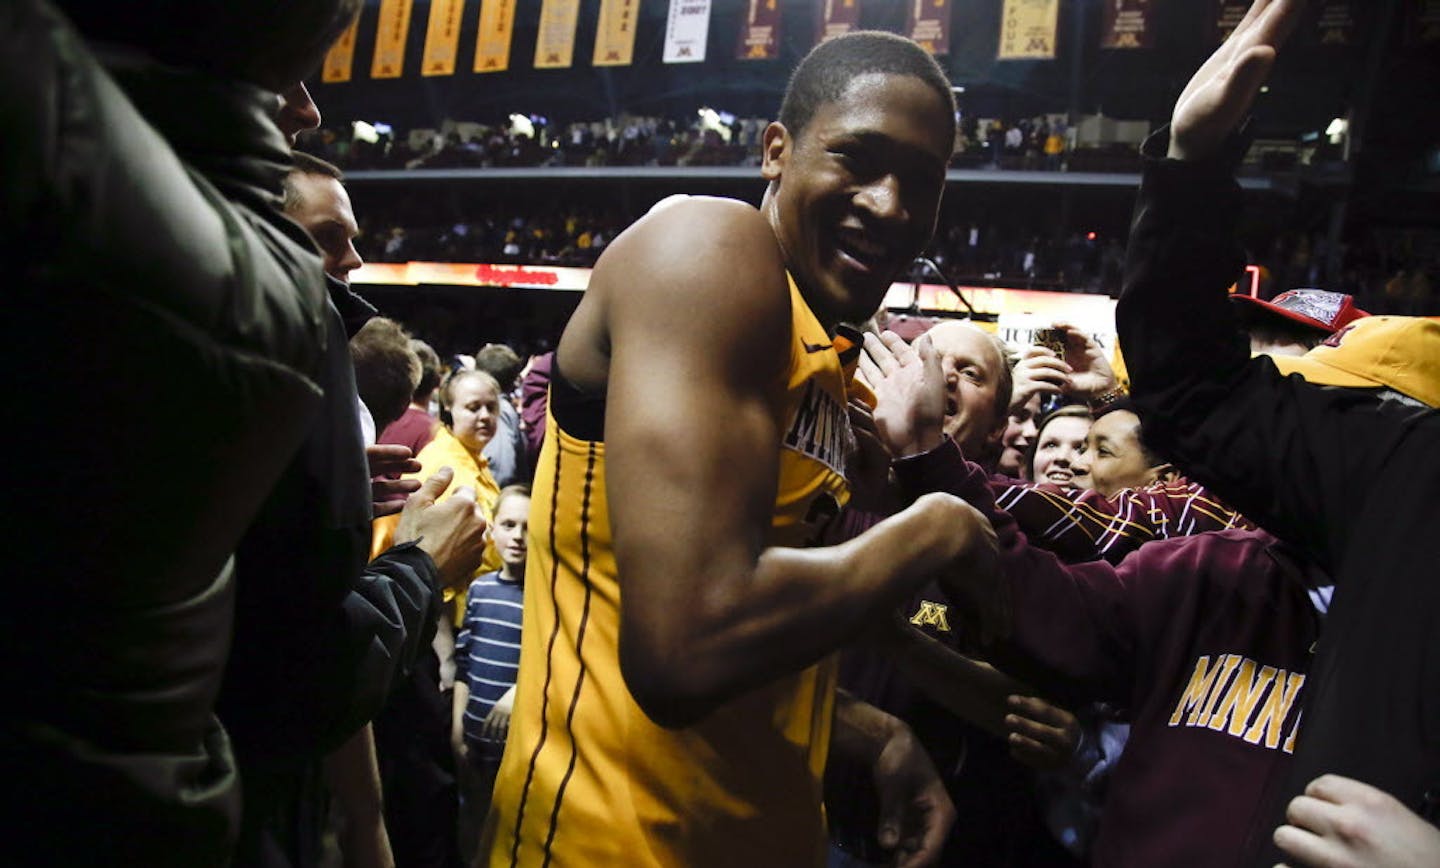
[451,681,470,763]
[1113,0,1407,571]
[832,691,956,868]
[322,725,394,868]
[587,198,997,728]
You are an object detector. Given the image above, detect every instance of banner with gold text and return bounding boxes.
[664,0,712,62]
[535,0,582,68]
[907,0,950,55]
[422,0,465,75]
[593,0,640,65]
[1101,0,1153,49]
[1215,0,1249,42]
[474,0,517,71]
[998,0,1059,60]
[737,0,781,59]
[371,0,414,79]
[322,15,360,82]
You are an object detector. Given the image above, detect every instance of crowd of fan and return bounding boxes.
[301,110,1100,172]
[14,4,1440,868]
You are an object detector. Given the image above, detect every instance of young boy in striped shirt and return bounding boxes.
[454,485,531,850]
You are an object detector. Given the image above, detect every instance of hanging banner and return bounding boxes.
[814,0,860,45]
[322,15,361,83]
[737,0,781,59]
[371,0,414,79]
[1215,0,1249,42]
[998,0,1059,60]
[474,0,517,71]
[421,0,465,75]
[1412,0,1440,44]
[1313,1,1357,46]
[907,0,950,55]
[535,0,582,68]
[593,0,640,65]
[663,0,711,63]
[1101,0,1153,49]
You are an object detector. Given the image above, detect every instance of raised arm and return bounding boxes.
[587,199,997,728]
[1113,0,1398,568]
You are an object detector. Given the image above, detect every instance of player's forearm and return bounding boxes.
[624,493,987,728]
[830,689,904,766]
[880,625,1029,739]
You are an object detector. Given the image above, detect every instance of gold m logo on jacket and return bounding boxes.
[909,600,951,633]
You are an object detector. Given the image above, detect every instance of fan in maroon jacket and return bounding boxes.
[861,331,1326,866]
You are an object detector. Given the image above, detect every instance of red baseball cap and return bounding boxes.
[1231,288,1368,335]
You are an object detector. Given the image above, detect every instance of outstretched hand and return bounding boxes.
[1169,0,1304,161]
[1004,695,1082,771]
[1274,774,1440,868]
[872,719,956,868]
[393,467,489,592]
[858,330,946,458]
[366,444,423,517]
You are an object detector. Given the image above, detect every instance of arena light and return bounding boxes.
[508,113,535,139]
[1325,117,1348,144]
[697,107,734,143]
[352,120,379,144]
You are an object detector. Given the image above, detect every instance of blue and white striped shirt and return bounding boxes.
[455,570,524,759]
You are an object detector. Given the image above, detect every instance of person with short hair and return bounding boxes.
[283,150,364,285]
[5,1,363,864]
[483,31,996,868]
[382,339,445,456]
[921,322,1014,465]
[454,485,533,855]
[350,317,421,435]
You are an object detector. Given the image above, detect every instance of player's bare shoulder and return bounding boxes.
[594,195,785,294]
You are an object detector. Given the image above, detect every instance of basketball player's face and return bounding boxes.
[764,73,951,326]
[449,377,500,456]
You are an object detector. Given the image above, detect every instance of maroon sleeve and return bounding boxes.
[519,351,553,460]
[990,478,1255,566]
[891,438,1021,551]
[890,438,1175,706]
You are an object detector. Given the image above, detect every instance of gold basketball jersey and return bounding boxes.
[482,274,852,867]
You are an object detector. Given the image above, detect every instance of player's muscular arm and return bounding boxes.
[595,198,992,728]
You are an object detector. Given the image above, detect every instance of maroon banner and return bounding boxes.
[736,0,781,59]
[814,0,860,45]
[1101,0,1152,49]
[1314,0,1357,46]
[1409,0,1440,44]
[907,0,950,55]
[1215,0,1249,43]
